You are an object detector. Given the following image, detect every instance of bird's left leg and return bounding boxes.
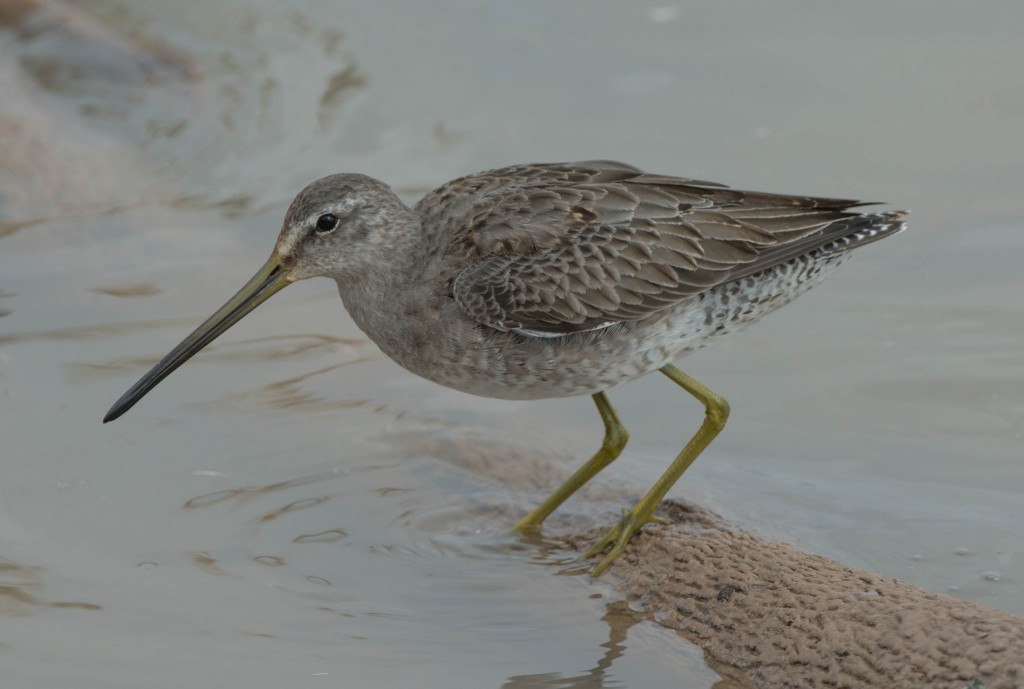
[512,391,629,532]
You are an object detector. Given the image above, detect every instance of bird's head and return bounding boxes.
[274,174,410,282]
[103,174,410,422]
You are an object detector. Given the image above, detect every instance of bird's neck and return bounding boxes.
[335,215,430,357]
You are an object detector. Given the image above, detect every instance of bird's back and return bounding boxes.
[413,161,906,337]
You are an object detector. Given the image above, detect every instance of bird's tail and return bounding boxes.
[819,210,909,256]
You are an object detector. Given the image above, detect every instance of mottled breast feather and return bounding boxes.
[421,161,896,334]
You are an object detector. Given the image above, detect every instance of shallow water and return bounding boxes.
[1,1,1022,686]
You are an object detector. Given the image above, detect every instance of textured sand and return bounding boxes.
[567,501,1024,689]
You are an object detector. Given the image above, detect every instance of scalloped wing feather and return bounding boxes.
[430,161,901,334]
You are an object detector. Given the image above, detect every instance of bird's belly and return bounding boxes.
[427,306,713,400]
[376,255,846,400]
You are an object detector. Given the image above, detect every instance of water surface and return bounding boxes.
[1,1,1022,687]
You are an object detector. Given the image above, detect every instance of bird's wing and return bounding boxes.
[441,161,873,335]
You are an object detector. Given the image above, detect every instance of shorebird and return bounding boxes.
[104,160,906,575]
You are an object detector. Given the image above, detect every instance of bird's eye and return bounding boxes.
[315,214,340,233]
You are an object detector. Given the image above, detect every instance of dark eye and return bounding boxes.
[315,213,339,233]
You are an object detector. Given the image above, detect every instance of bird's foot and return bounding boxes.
[510,513,544,534]
[583,506,666,576]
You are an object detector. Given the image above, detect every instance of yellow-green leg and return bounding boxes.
[585,363,730,576]
[512,392,629,532]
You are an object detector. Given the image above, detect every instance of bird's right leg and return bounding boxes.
[512,391,629,532]
[584,363,729,575]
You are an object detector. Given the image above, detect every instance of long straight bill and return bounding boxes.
[103,254,292,423]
